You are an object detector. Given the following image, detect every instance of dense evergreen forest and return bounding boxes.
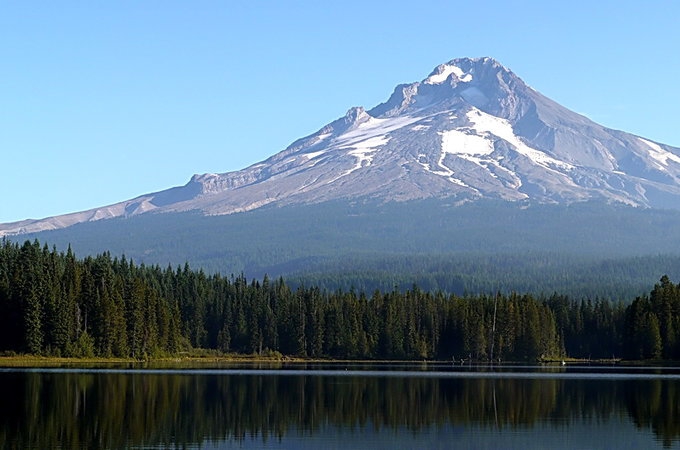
[1,239,679,361]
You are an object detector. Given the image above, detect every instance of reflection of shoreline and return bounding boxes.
[4,360,680,380]
[3,355,673,370]
[0,371,677,448]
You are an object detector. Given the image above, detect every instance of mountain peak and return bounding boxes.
[369,56,526,118]
[424,57,505,85]
[424,62,474,85]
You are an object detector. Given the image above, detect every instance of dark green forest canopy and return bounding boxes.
[1,239,679,361]
[16,199,680,299]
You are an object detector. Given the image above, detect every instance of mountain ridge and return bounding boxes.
[4,56,680,237]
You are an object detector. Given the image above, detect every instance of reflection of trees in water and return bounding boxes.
[624,379,680,449]
[0,372,678,448]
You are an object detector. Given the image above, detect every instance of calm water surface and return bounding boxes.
[1,363,679,449]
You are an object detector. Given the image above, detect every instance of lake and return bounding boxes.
[1,362,679,449]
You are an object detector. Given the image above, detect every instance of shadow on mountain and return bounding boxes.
[149,179,203,207]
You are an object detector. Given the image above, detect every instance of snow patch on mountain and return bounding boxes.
[342,136,389,175]
[466,109,574,171]
[440,129,495,157]
[332,115,421,147]
[425,64,473,84]
[427,151,471,188]
[639,138,680,167]
[314,133,331,143]
[415,136,475,188]
[319,114,424,178]
[304,150,326,160]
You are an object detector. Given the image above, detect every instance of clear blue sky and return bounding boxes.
[2,1,679,223]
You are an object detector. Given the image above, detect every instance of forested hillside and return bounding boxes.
[17,200,680,299]
[284,253,680,301]
[1,239,679,361]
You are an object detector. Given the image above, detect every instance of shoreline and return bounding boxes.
[0,354,670,368]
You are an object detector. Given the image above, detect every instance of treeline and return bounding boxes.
[0,239,678,360]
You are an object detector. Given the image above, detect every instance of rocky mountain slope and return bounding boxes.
[4,56,680,237]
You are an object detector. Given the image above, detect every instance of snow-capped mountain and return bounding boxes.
[4,56,680,236]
